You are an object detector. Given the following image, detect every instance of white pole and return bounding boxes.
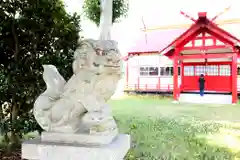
[98,0,113,40]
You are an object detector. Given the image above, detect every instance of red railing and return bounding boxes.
[125,84,240,93]
[125,84,174,92]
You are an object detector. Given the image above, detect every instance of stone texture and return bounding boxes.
[22,134,130,160]
[41,131,118,145]
[22,39,131,160]
[33,39,122,137]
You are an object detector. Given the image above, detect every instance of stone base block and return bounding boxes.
[41,130,118,145]
[22,134,130,160]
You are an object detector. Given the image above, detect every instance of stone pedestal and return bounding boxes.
[22,132,130,160]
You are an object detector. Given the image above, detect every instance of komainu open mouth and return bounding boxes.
[104,64,120,68]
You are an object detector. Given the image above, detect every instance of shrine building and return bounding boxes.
[124,12,240,104]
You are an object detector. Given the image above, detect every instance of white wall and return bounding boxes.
[126,55,240,91]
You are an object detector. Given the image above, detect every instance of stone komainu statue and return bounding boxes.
[33,39,122,135]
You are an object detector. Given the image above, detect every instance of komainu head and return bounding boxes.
[72,39,122,75]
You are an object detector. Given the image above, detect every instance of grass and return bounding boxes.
[2,94,240,159]
[109,95,240,160]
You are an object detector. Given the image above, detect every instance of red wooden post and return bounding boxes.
[173,56,179,101]
[180,61,183,92]
[232,53,237,104]
[178,53,234,60]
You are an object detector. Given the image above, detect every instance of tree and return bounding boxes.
[82,0,129,27]
[0,0,81,148]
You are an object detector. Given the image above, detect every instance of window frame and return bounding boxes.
[159,66,181,77]
[183,64,231,76]
[139,66,181,77]
[139,66,159,77]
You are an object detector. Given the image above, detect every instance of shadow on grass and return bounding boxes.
[114,116,240,160]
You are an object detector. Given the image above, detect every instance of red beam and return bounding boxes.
[160,24,201,55]
[206,25,237,46]
[183,61,231,65]
[175,25,201,47]
[208,22,240,43]
[128,51,159,56]
[177,29,203,48]
[194,36,216,40]
[161,16,240,57]
[182,52,234,56]
[177,53,233,60]
[183,45,228,50]
[206,30,234,47]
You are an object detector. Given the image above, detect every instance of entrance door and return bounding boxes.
[182,63,231,92]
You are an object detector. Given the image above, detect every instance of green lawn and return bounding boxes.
[2,95,240,159]
[109,95,240,160]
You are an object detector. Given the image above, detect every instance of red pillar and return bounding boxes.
[173,56,179,101]
[180,61,183,92]
[232,53,237,104]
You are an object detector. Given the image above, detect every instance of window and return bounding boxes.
[168,67,173,76]
[139,66,159,76]
[139,66,180,76]
[160,67,165,76]
[219,65,230,76]
[195,65,206,76]
[149,67,159,76]
[159,67,180,76]
[139,67,149,76]
[160,67,171,76]
[206,65,218,76]
[184,66,194,76]
[165,67,172,76]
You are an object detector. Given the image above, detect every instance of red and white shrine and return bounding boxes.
[160,12,240,104]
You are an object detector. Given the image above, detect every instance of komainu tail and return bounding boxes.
[33,65,66,131]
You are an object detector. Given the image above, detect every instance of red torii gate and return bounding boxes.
[160,12,240,104]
